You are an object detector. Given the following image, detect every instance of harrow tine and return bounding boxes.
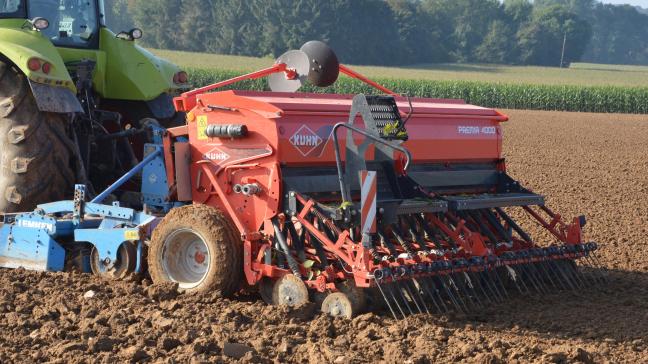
[485,269,506,302]
[526,263,549,294]
[560,260,583,290]
[395,281,417,315]
[547,260,571,290]
[404,280,427,314]
[425,277,450,313]
[412,279,436,314]
[467,272,491,305]
[479,271,503,302]
[517,264,542,293]
[419,278,447,313]
[486,269,508,300]
[386,283,408,319]
[461,272,484,308]
[506,265,529,294]
[447,274,472,312]
[551,260,577,290]
[479,272,500,303]
[533,262,553,293]
[589,253,609,283]
[537,261,560,289]
[436,276,466,313]
[578,257,602,284]
[564,260,587,288]
[524,263,546,293]
[374,278,401,320]
[577,260,597,285]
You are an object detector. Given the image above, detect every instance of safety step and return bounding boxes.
[378,198,448,215]
[444,192,544,210]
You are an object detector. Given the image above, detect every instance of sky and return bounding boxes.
[600,0,647,6]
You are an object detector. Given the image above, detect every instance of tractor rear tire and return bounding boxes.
[0,61,75,212]
[148,204,242,296]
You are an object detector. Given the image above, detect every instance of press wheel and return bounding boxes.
[321,292,355,319]
[272,274,309,307]
[338,281,367,314]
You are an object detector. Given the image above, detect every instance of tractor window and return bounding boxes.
[28,0,99,48]
[0,0,25,18]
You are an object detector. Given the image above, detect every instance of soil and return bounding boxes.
[1,109,647,363]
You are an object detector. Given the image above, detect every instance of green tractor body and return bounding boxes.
[0,0,188,211]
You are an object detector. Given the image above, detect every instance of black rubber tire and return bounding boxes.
[0,60,75,212]
[148,204,242,296]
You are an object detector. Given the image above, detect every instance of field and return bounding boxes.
[153,49,648,87]
[153,49,648,114]
[1,109,647,363]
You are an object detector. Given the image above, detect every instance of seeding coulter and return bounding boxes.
[0,42,604,318]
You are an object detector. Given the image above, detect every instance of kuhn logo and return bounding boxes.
[290,125,323,156]
[203,146,230,162]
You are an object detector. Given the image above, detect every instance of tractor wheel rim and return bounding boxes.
[162,228,210,289]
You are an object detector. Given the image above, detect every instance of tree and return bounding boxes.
[207,1,261,56]
[517,5,591,66]
[387,0,450,63]
[103,0,134,32]
[248,0,335,58]
[326,0,403,65]
[436,0,503,62]
[581,4,648,65]
[129,0,182,49]
[534,0,596,16]
[503,0,533,29]
[475,20,516,64]
[178,0,217,52]
[108,0,647,67]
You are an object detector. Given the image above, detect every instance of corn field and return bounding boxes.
[189,68,648,114]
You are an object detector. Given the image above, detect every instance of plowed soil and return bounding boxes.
[1,110,647,363]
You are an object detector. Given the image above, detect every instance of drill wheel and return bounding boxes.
[272,274,309,307]
[90,242,137,279]
[321,292,355,319]
[148,204,242,296]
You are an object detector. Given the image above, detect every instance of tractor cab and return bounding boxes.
[29,0,102,49]
[1,0,112,48]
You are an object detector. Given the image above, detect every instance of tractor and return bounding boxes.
[0,0,188,212]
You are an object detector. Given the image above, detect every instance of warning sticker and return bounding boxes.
[124,230,139,241]
[197,115,208,140]
[59,19,73,36]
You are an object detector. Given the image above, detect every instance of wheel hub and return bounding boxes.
[162,229,211,289]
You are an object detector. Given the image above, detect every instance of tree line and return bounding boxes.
[104,0,648,67]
